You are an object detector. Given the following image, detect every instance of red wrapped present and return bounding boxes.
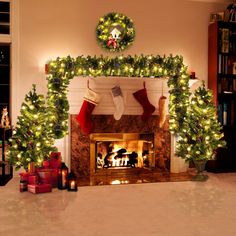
[50,169,59,188]
[28,184,52,194]
[49,152,61,169]
[37,169,52,184]
[42,160,50,169]
[36,169,59,188]
[28,174,39,185]
[19,172,30,182]
[19,172,36,183]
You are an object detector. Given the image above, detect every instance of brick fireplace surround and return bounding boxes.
[70,114,193,186]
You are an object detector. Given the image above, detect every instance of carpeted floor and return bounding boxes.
[0,173,236,236]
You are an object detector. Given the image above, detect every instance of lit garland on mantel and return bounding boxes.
[46,54,190,139]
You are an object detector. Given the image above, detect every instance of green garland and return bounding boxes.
[46,54,190,139]
[96,12,135,52]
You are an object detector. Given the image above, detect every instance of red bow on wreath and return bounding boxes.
[107,37,117,49]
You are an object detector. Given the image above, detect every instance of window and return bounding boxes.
[0,1,10,35]
[0,44,10,113]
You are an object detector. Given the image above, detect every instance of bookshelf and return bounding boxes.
[208,21,236,172]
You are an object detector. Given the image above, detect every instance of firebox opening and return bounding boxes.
[90,133,155,171]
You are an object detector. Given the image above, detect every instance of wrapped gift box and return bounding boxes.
[28,174,39,185]
[50,169,59,188]
[37,169,52,184]
[19,172,36,183]
[28,184,52,194]
[49,152,61,169]
[36,168,59,188]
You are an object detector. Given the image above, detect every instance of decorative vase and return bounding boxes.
[192,159,208,181]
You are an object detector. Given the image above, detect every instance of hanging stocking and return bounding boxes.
[133,83,155,121]
[158,95,167,128]
[111,85,125,120]
[76,87,101,135]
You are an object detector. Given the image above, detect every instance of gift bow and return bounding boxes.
[107,38,117,49]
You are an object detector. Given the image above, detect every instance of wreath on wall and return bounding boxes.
[96,12,136,52]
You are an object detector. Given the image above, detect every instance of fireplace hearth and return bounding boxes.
[70,114,173,185]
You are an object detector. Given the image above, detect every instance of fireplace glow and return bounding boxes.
[90,133,155,170]
[111,180,129,185]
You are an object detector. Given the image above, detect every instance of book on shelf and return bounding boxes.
[230,30,236,53]
[218,103,223,124]
[221,28,229,53]
[221,77,229,92]
[233,79,236,92]
[218,28,236,54]
[233,62,236,75]
[218,54,222,74]
[230,101,235,126]
[218,55,236,75]
[223,103,228,126]
[219,102,236,126]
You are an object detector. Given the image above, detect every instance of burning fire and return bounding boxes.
[96,140,153,169]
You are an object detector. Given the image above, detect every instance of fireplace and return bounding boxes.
[70,114,171,185]
[90,133,155,170]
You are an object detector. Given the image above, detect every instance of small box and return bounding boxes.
[49,152,62,169]
[37,169,52,184]
[50,169,59,188]
[28,174,39,185]
[36,168,59,188]
[19,172,36,183]
[28,184,52,194]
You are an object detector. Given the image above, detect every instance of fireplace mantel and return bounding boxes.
[55,77,200,178]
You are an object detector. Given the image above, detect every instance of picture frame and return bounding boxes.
[210,11,224,23]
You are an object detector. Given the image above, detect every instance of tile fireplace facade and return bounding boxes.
[70,114,171,185]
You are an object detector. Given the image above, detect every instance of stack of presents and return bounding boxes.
[19,152,62,193]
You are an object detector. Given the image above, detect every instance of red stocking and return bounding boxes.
[133,87,155,121]
[76,88,101,135]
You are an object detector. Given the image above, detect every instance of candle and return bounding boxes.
[62,171,66,188]
[70,180,75,189]
[67,171,78,191]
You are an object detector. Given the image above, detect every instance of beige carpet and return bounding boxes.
[0,173,236,236]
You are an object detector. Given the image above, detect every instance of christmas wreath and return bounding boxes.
[96,12,136,52]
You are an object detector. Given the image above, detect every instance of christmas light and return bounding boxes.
[175,81,226,162]
[7,84,57,171]
[45,54,191,138]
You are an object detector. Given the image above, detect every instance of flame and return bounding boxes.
[111,180,129,185]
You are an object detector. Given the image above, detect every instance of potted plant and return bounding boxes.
[176,81,226,181]
[7,85,57,171]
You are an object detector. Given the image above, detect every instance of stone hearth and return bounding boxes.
[70,114,172,185]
